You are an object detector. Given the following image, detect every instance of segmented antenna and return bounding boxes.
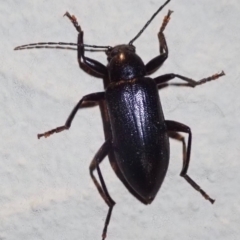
[14,42,111,51]
[129,0,171,45]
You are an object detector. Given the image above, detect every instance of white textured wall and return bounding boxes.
[1,0,240,239]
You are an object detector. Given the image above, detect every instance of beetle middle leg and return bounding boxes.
[38,92,104,139]
[89,139,115,240]
[166,120,215,204]
[145,10,173,75]
[154,71,225,87]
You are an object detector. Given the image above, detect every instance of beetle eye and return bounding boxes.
[128,44,136,52]
[106,47,113,56]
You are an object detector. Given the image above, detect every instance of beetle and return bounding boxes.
[15,0,225,239]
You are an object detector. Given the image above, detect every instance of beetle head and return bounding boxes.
[106,44,146,82]
[106,44,135,62]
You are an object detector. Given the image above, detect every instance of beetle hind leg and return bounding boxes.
[89,139,116,240]
[166,120,215,204]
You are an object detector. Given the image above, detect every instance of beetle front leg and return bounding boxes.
[89,139,115,240]
[154,71,225,87]
[37,92,105,139]
[64,12,108,77]
[145,10,173,75]
[166,120,215,204]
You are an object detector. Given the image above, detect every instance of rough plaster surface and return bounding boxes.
[1,0,240,240]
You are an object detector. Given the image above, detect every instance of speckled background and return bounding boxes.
[1,0,239,240]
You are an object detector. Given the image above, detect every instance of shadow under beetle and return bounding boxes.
[15,0,225,239]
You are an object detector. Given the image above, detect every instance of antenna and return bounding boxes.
[14,42,111,51]
[129,0,171,45]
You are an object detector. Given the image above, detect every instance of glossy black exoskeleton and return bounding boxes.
[14,0,225,239]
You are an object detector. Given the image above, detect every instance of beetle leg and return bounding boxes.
[78,33,108,77]
[154,71,225,87]
[89,139,115,240]
[64,12,108,77]
[37,92,105,139]
[145,10,173,75]
[166,120,215,204]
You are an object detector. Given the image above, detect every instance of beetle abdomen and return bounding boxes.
[106,78,169,202]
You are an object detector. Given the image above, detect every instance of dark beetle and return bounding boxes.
[15,0,225,239]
